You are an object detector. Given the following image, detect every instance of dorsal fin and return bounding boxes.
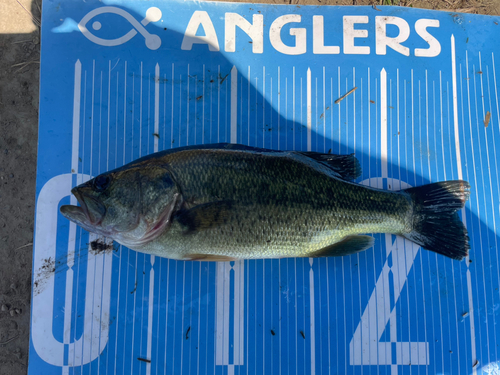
[296,152,361,180]
[121,143,361,180]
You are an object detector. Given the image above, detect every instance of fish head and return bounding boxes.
[60,165,181,247]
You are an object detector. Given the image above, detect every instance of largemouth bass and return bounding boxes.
[60,143,470,261]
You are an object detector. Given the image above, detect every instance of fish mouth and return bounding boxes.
[60,188,106,228]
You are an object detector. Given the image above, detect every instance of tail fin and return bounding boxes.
[403,181,471,260]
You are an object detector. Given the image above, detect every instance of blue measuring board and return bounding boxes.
[32,1,500,374]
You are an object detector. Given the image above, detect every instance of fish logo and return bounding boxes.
[78,6,162,50]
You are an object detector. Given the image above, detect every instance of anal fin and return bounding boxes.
[308,235,374,258]
[184,254,236,262]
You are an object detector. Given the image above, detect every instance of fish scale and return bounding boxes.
[141,149,411,259]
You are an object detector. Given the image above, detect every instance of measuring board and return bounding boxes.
[31,1,500,374]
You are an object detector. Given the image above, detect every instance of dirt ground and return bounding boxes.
[0,0,498,373]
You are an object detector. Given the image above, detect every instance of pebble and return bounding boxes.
[1,304,8,312]
[9,310,15,317]
[14,309,21,315]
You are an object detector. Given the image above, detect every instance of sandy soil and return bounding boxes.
[0,0,498,373]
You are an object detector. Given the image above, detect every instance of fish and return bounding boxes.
[60,143,471,261]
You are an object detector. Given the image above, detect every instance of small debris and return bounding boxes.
[196,96,203,101]
[186,326,191,340]
[0,335,19,346]
[13,243,32,251]
[370,100,375,104]
[335,87,357,104]
[137,357,151,363]
[300,330,305,339]
[372,4,381,10]
[90,239,114,254]
[15,308,21,315]
[270,329,276,336]
[473,360,479,369]
[153,133,160,139]
[9,310,15,317]
[130,282,137,294]
[484,111,491,128]
[11,59,40,73]
[219,73,229,84]
[462,311,469,318]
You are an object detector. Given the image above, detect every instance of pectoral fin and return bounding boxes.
[175,200,234,233]
[308,235,375,258]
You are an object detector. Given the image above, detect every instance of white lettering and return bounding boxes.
[415,19,441,57]
[269,15,306,55]
[179,11,441,58]
[313,16,340,54]
[375,16,410,56]
[225,13,264,53]
[181,11,220,51]
[343,16,370,55]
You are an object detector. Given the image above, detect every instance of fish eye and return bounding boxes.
[93,175,111,191]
